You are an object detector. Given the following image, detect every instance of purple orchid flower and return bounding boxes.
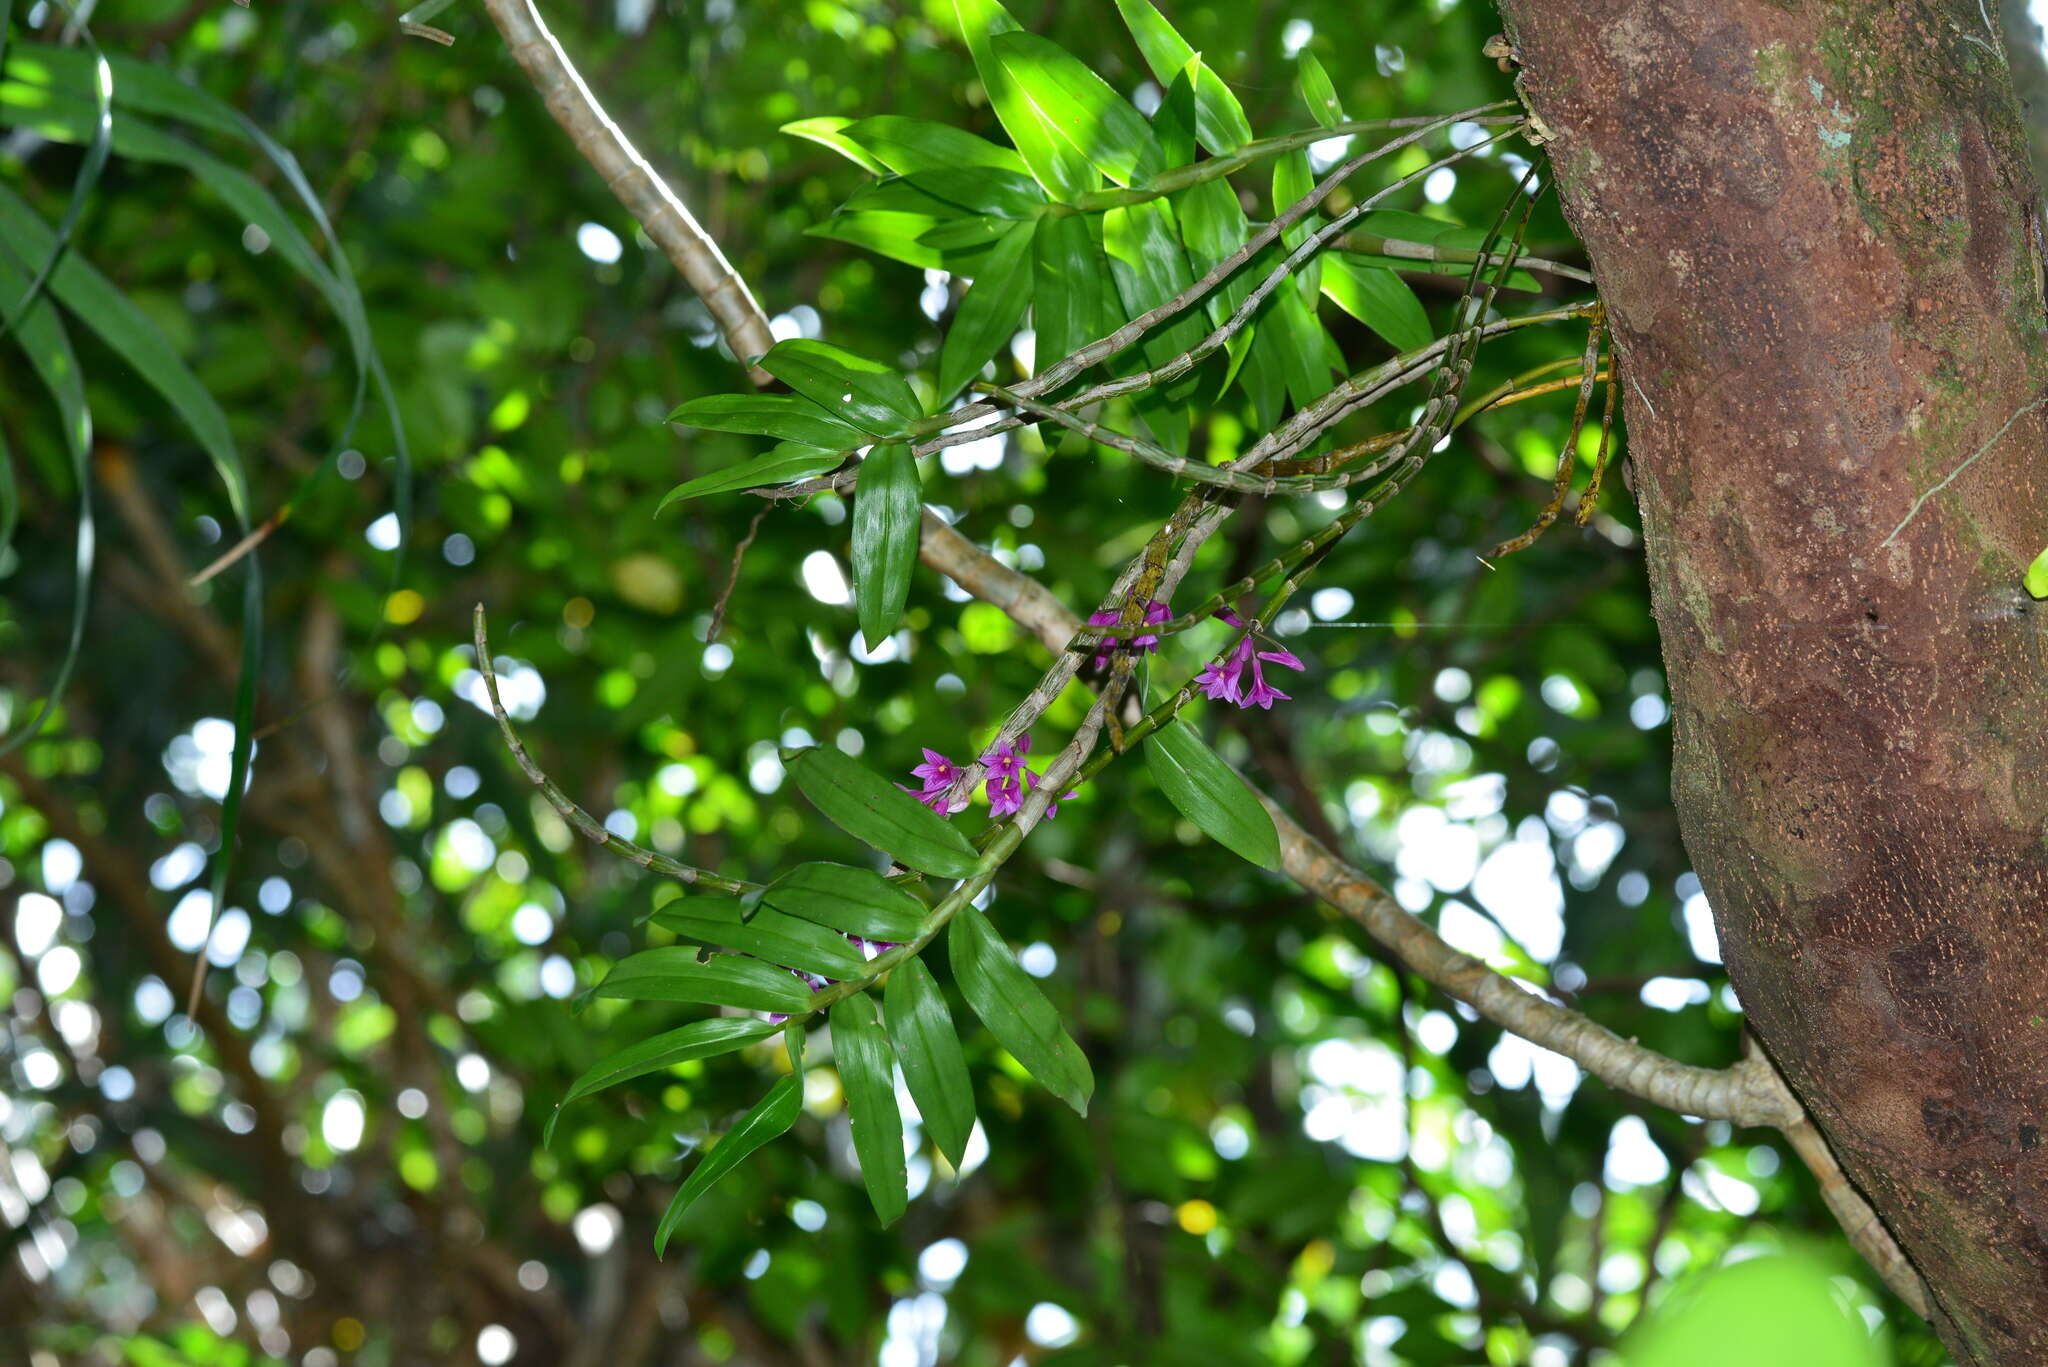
[1200,610,1307,710]
[1087,595,1172,670]
[902,748,968,814]
[981,733,1031,817]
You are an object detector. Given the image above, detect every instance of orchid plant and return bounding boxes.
[472,0,1603,1250]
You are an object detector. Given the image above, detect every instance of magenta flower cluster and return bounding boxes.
[1086,596,1171,670]
[904,733,1075,820]
[1197,609,1305,710]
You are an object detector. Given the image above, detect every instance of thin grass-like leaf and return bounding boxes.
[0,240,91,757]
[0,4,111,345]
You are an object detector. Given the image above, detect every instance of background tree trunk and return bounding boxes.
[1495,1,2048,1360]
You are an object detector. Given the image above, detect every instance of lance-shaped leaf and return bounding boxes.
[779,116,891,175]
[1274,146,1318,256]
[1321,256,1433,353]
[2027,544,2048,600]
[1104,197,1206,451]
[953,0,1096,202]
[852,443,920,649]
[758,338,921,437]
[885,958,976,1168]
[651,901,871,981]
[1152,64,1198,167]
[1145,717,1280,871]
[658,443,843,510]
[760,862,930,943]
[787,747,981,879]
[546,1017,779,1148]
[939,219,1034,402]
[0,241,91,758]
[667,392,868,449]
[1112,0,1253,152]
[1296,50,1344,130]
[832,992,908,1224]
[655,1073,802,1256]
[809,208,948,271]
[0,188,246,520]
[992,32,1164,189]
[842,115,1027,175]
[1032,212,1119,383]
[918,216,1015,255]
[595,948,818,1013]
[903,166,1046,220]
[949,906,1092,1115]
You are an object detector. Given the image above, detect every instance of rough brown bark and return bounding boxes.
[1495,2,2048,1360]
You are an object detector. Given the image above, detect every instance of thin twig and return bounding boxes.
[472,605,755,892]
[707,504,770,642]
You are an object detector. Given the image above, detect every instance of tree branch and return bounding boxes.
[913,514,1933,1313]
[476,0,776,383]
[468,9,1931,1318]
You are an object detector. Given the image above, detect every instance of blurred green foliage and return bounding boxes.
[0,1,1946,1365]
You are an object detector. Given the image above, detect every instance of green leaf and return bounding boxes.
[1321,256,1433,353]
[2024,544,2048,599]
[0,186,247,521]
[902,167,1046,220]
[1144,717,1279,870]
[1353,208,1462,242]
[0,241,90,758]
[1104,198,1204,454]
[1252,285,1341,421]
[852,443,920,649]
[666,392,869,449]
[780,116,891,175]
[657,443,843,510]
[949,906,1093,1114]
[651,901,871,980]
[0,38,110,347]
[760,863,930,943]
[885,958,976,1168]
[787,747,982,879]
[1104,198,1205,380]
[1273,148,1318,254]
[1295,51,1344,130]
[1031,212,1119,382]
[1173,175,1256,328]
[758,338,921,436]
[1152,64,1199,167]
[843,114,1027,176]
[655,1074,802,1256]
[991,31,1163,189]
[917,216,1016,254]
[939,220,1034,402]
[594,948,818,1012]
[808,209,948,271]
[832,992,908,1224]
[0,188,265,944]
[1113,2,1253,152]
[546,1017,779,1148]
[953,0,1097,201]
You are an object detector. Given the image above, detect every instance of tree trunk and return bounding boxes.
[1494,1,2048,1360]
